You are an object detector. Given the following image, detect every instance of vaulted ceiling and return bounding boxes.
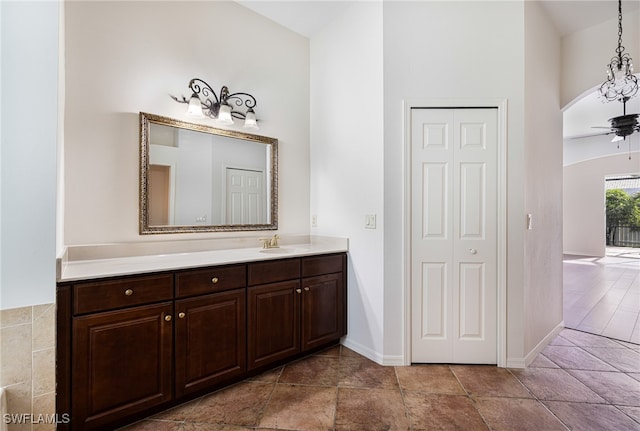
[236,0,640,144]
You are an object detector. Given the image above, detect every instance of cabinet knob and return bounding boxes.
[304,287,310,291]
[124,289,133,296]
[164,315,172,322]
[178,312,186,319]
[211,277,219,284]
[296,288,302,294]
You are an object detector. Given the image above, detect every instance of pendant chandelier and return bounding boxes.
[598,0,638,103]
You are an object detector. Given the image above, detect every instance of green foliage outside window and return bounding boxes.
[605,189,640,245]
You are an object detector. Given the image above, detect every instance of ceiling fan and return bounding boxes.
[591,97,639,143]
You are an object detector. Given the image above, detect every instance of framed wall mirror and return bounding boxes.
[139,112,278,234]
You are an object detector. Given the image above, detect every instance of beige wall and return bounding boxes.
[523,0,565,362]
[564,152,640,257]
[310,2,385,362]
[0,305,56,431]
[64,1,310,246]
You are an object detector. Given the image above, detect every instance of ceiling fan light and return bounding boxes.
[612,135,624,142]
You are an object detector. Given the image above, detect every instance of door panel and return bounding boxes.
[422,163,448,238]
[458,263,484,339]
[421,262,447,339]
[459,163,485,239]
[226,168,265,225]
[411,108,497,364]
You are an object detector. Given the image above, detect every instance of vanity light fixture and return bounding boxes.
[171,78,259,130]
[598,0,638,103]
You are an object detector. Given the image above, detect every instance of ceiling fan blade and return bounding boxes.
[567,131,614,139]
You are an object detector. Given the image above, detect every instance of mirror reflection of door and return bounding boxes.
[226,168,266,224]
[148,165,171,225]
[141,113,278,233]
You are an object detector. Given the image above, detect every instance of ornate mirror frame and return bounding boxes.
[139,112,278,234]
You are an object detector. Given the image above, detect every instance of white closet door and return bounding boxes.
[411,108,497,364]
[226,168,265,225]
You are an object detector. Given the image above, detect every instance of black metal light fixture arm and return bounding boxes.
[170,78,257,120]
[224,91,257,120]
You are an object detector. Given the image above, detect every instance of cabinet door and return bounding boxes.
[175,289,246,398]
[72,302,173,430]
[247,280,300,370]
[301,273,345,351]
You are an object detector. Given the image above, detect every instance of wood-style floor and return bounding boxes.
[564,247,640,344]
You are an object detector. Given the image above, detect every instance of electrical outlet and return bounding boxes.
[311,214,318,227]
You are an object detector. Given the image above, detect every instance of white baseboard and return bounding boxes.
[381,355,406,366]
[340,337,407,366]
[506,321,564,369]
[341,337,384,365]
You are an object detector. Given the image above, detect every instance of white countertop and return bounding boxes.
[58,236,348,282]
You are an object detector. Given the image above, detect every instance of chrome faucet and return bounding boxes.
[259,234,280,249]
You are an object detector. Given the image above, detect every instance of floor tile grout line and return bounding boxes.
[612,405,640,427]
[329,345,342,431]
[393,364,415,431]
[447,365,494,431]
[507,365,613,407]
[549,339,636,373]
[250,365,284,430]
[628,312,640,345]
[505,368,579,431]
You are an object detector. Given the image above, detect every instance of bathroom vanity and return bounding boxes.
[56,240,347,431]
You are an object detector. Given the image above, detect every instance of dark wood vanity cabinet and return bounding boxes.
[57,253,346,431]
[247,254,346,371]
[301,272,344,351]
[174,264,247,398]
[69,275,174,431]
[247,279,301,370]
[301,254,346,351]
[174,288,246,398]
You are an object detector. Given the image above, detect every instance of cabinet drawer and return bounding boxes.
[73,274,173,315]
[176,264,246,298]
[302,254,344,277]
[248,258,300,286]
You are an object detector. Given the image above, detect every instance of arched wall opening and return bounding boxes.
[562,80,640,257]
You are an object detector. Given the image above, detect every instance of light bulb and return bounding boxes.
[217,104,234,125]
[187,93,204,117]
[243,109,259,130]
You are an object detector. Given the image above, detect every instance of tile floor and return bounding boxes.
[563,247,640,343]
[121,328,640,431]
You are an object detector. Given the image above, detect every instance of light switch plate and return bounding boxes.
[365,214,377,229]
